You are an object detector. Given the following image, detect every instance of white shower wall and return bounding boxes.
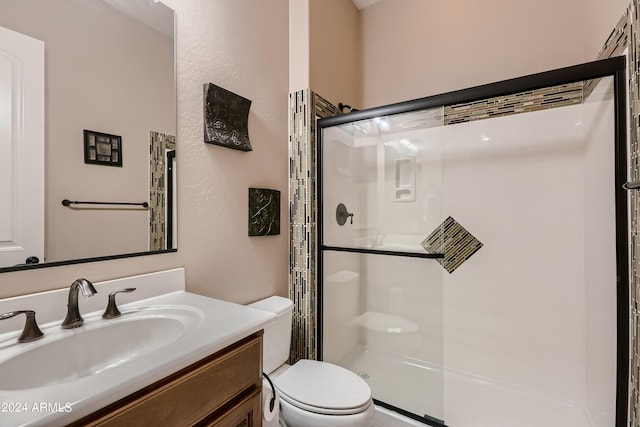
[441,105,587,405]
[322,85,616,426]
[582,78,617,427]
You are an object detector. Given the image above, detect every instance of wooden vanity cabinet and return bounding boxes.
[69,332,263,427]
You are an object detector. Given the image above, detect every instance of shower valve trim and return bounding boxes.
[336,203,354,226]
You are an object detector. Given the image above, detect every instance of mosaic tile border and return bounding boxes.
[289,90,337,362]
[598,4,640,425]
[149,131,176,251]
[584,12,630,100]
[444,82,583,125]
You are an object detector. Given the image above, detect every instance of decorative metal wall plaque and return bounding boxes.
[248,188,280,236]
[83,129,122,167]
[203,83,252,151]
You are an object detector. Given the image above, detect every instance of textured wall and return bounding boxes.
[359,0,628,109]
[0,0,289,303]
[309,0,362,109]
[0,0,174,263]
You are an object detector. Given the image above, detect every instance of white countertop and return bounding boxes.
[0,272,274,426]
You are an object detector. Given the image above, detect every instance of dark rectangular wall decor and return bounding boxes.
[248,188,280,236]
[83,129,122,167]
[203,83,252,151]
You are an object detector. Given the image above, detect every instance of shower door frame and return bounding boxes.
[316,56,629,427]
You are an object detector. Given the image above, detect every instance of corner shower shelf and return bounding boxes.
[353,311,419,334]
[322,245,444,259]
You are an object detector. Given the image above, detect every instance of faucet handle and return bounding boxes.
[102,288,136,319]
[0,310,44,343]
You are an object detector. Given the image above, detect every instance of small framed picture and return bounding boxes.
[84,130,122,167]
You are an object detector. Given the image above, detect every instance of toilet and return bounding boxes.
[248,296,375,427]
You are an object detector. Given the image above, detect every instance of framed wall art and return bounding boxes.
[84,129,122,167]
[248,188,280,236]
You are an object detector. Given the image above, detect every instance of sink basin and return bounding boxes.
[0,286,275,427]
[0,306,202,391]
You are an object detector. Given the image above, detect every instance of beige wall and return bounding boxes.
[309,0,362,109]
[289,0,310,93]
[585,0,630,58]
[0,0,289,303]
[359,0,629,108]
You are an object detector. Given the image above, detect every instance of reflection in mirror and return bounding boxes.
[0,0,176,272]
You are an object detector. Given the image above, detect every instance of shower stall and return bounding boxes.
[316,58,629,427]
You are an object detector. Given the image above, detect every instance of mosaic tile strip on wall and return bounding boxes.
[597,3,640,425]
[624,4,640,427]
[444,82,583,125]
[288,90,337,362]
[149,130,176,251]
[622,9,640,415]
[584,11,630,100]
[581,4,640,425]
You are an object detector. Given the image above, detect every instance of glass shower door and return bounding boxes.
[319,107,447,426]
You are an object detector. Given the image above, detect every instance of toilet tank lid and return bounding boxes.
[248,295,293,315]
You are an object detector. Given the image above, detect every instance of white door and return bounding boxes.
[0,25,44,267]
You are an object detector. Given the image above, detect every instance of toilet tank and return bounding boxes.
[248,296,293,374]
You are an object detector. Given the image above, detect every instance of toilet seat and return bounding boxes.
[279,397,375,427]
[274,359,372,415]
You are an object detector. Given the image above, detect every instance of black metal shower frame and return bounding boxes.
[316,56,629,427]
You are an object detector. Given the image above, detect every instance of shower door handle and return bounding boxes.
[336,203,354,226]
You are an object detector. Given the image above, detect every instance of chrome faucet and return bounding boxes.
[61,278,97,329]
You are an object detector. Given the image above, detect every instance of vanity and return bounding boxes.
[70,332,263,426]
[0,269,274,426]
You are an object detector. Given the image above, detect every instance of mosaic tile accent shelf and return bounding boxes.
[421,217,483,273]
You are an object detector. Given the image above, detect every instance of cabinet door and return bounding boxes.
[203,389,262,427]
[72,333,263,427]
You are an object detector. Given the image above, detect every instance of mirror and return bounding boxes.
[0,0,176,272]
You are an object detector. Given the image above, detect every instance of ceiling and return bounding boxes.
[352,0,383,10]
[101,0,174,38]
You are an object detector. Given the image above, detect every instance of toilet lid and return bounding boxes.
[274,360,371,413]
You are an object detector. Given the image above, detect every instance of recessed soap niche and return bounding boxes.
[394,157,416,202]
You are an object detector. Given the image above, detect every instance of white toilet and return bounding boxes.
[249,296,375,427]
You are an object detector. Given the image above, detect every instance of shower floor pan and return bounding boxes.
[338,346,593,427]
